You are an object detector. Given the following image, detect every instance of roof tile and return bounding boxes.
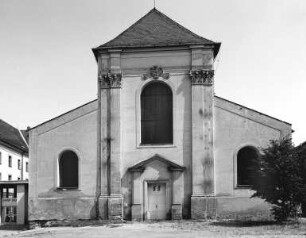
[0,119,28,153]
[94,8,220,56]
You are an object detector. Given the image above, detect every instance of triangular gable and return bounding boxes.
[93,8,220,57]
[128,154,185,172]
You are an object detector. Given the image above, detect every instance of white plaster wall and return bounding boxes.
[29,101,98,220]
[32,111,97,197]
[0,145,29,181]
[214,99,291,197]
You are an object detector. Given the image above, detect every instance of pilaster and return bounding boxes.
[98,49,123,220]
[131,170,143,221]
[171,170,183,219]
[190,46,216,219]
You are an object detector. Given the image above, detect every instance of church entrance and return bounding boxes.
[147,182,167,220]
[129,155,185,221]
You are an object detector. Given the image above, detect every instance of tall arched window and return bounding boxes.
[141,82,173,144]
[59,150,79,188]
[237,146,259,186]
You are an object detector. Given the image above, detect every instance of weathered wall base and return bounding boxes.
[131,204,143,221]
[98,196,108,220]
[98,195,123,220]
[191,196,217,219]
[108,195,123,220]
[171,204,183,220]
[216,197,272,220]
[191,196,272,220]
[29,197,96,220]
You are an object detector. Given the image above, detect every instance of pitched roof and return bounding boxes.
[93,8,220,56]
[0,119,28,154]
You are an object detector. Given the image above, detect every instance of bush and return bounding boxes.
[250,138,304,222]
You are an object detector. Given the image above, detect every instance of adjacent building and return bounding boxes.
[0,119,29,181]
[0,120,29,225]
[29,8,292,221]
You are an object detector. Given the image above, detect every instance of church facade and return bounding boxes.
[29,9,291,221]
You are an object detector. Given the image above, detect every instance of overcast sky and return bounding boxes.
[0,0,305,145]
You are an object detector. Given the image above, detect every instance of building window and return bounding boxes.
[0,152,2,164]
[59,150,79,188]
[8,156,12,167]
[26,162,29,172]
[0,173,2,181]
[8,175,12,181]
[18,159,21,170]
[141,82,173,145]
[237,146,259,187]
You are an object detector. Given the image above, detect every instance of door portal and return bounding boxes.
[147,183,166,220]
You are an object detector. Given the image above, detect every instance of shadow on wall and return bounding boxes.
[211,220,277,227]
[121,171,132,220]
[177,75,192,219]
[0,224,29,230]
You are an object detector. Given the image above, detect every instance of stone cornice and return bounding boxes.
[99,72,122,89]
[189,69,214,86]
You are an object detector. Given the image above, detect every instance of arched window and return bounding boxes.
[59,150,79,188]
[237,146,259,186]
[141,82,173,144]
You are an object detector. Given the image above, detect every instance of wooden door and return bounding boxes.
[147,183,166,220]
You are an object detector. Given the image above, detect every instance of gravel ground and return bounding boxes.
[1,219,306,238]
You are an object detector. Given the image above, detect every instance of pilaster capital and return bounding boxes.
[189,69,214,86]
[99,72,122,89]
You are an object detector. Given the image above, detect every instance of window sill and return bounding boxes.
[56,187,79,191]
[235,185,251,189]
[137,144,176,149]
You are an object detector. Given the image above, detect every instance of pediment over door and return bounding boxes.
[128,154,185,173]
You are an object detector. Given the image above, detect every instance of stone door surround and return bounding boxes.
[128,154,185,220]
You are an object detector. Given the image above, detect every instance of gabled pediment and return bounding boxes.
[128,154,185,172]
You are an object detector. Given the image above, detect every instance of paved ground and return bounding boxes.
[1,219,306,238]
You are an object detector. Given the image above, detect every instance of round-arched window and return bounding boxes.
[237,146,259,186]
[59,150,79,188]
[141,82,173,144]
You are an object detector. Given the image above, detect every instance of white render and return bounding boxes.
[0,144,29,181]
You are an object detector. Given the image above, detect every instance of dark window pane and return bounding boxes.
[59,151,78,188]
[141,82,173,144]
[237,147,258,186]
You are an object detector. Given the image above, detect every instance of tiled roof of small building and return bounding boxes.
[0,119,28,153]
[93,8,220,56]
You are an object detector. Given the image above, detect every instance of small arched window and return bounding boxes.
[237,146,259,186]
[59,150,79,188]
[141,82,173,144]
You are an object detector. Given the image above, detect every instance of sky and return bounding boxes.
[0,0,305,145]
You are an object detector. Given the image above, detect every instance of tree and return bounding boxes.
[250,138,304,221]
[295,142,306,217]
